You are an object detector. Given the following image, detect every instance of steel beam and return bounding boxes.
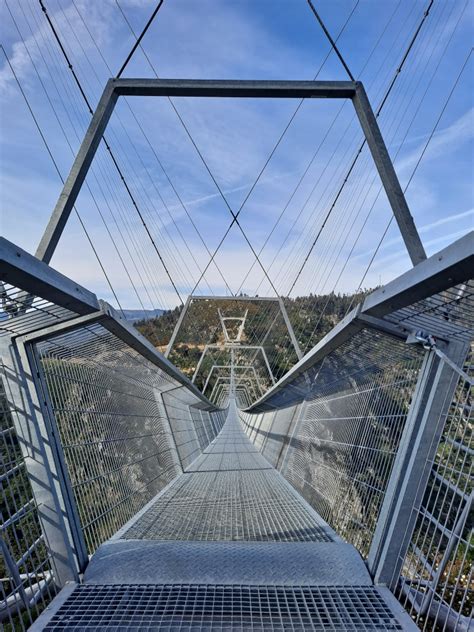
[36,77,425,276]
[361,231,473,318]
[352,83,426,265]
[36,82,117,263]
[112,78,357,99]
[0,237,99,315]
[165,295,192,357]
[278,297,302,359]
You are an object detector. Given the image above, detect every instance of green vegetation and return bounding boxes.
[135,291,372,393]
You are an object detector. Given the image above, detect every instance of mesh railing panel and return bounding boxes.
[0,372,56,631]
[35,324,182,554]
[162,390,202,470]
[397,345,473,631]
[242,329,424,559]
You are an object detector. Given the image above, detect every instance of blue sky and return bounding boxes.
[1,0,473,310]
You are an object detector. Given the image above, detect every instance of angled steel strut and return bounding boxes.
[36,79,426,267]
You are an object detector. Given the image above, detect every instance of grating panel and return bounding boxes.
[123,403,332,542]
[384,280,473,343]
[40,584,405,631]
[123,469,332,542]
[0,284,77,337]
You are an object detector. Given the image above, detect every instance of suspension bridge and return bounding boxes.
[1,1,473,631]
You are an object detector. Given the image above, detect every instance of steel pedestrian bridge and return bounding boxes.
[1,229,472,631]
[0,62,472,632]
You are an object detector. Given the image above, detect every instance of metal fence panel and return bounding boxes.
[241,329,424,559]
[33,323,183,554]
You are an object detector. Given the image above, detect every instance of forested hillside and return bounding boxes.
[135,291,372,388]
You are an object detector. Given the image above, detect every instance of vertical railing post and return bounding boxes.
[367,340,468,588]
[0,336,85,586]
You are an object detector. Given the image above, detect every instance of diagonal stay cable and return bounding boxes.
[180,0,355,296]
[115,0,233,296]
[236,1,359,295]
[117,0,164,79]
[38,0,184,305]
[68,0,230,296]
[115,0,280,297]
[307,0,355,80]
[0,44,125,314]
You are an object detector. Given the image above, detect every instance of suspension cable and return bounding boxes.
[38,0,184,305]
[115,0,280,297]
[116,0,165,78]
[70,0,232,295]
[306,0,355,81]
[286,0,435,295]
[0,44,124,313]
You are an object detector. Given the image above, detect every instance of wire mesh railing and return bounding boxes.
[241,328,425,558]
[34,323,183,554]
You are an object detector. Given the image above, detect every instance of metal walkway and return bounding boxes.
[33,400,417,631]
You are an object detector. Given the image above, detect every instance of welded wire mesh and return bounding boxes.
[34,321,223,553]
[0,372,56,632]
[242,329,424,558]
[161,389,203,470]
[397,346,473,631]
[34,323,184,554]
[0,283,76,337]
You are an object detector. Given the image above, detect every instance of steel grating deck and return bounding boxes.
[37,584,407,631]
[121,405,333,542]
[33,401,417,630]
